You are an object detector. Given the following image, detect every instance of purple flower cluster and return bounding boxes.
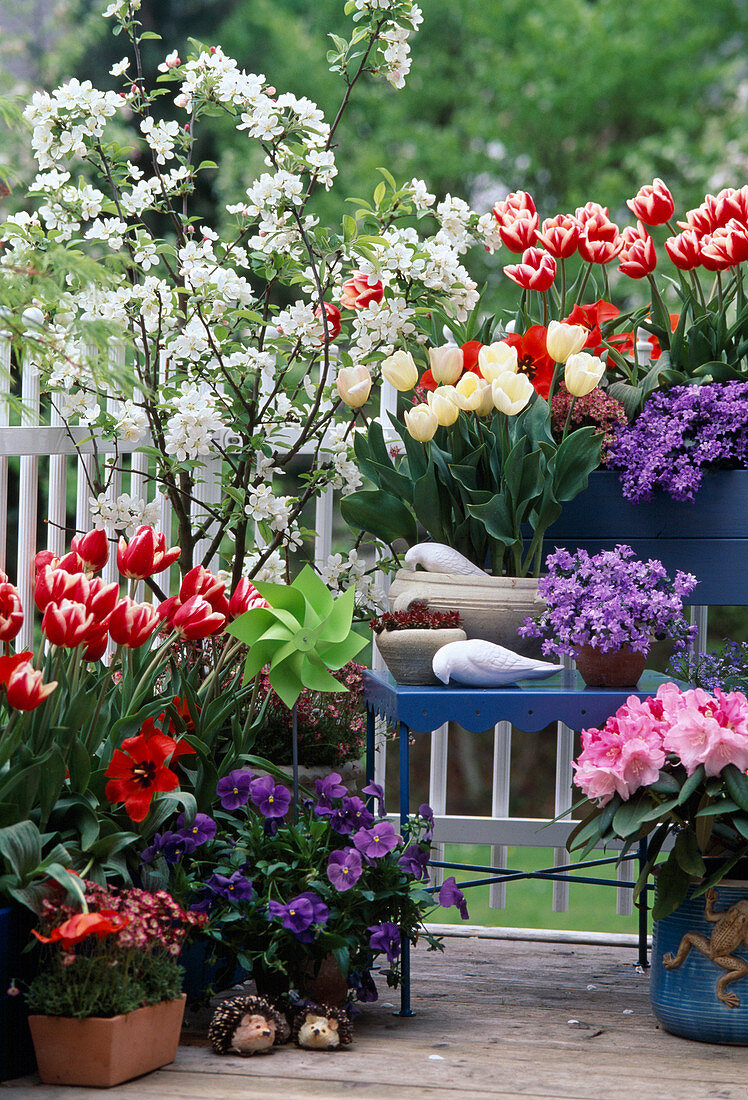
[216,768,291,819]
[520,544,698,658]
[268,892,329,942]
[141,812,217,865]
[607,381,748,502]
[668,640,748,693]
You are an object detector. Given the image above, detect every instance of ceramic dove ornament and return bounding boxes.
[404,543,488,577]
[432,639,563,687]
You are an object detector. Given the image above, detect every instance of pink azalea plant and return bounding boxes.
[569,682,748,919]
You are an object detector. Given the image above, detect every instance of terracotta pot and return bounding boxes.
[387,570,545,658]
[574,644,647,688]
[374,627,466,685]
[253,953,349,1007]
[29,994,186,1087]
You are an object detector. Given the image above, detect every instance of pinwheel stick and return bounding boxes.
[292,700,299,822]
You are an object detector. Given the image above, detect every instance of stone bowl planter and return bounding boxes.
[374,627,467,685]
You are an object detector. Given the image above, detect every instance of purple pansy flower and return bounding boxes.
[438,876,469,920]
[177,812,217,846]
[368,922,401,964]
[162,831,198,864]
[216,769,254,810]
[141,830,176,864]
[268,895,315,935]
[353,820,400,860]
[250,775,291,818]
[362,781,387,818]
[418,803,435,839]
[348,967,378,1002]
[327,848,363,891]
[207,869,254,902]
[315,772,347,803]
[326,796,375,836]
[398,844,429,881]
[293,891,330,926]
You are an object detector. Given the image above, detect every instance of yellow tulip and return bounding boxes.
[404,403,438,442]
[427,385,460,426]
[546,320,588,363]
[336,365,372,408]
[381,350,418,391]
[491,371,534,415]
[428,345,464,385]
[478,341,518,382]
[454,372,493,415]
[564,352,605,397]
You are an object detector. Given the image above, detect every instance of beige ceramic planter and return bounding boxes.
[375,627,467,685]
[29,994,186,1087]
[388,570,545,658]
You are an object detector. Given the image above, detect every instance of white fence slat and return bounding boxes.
[17,351,40,650]
[489,722,512,909]
[427,723,449,890]
[76,453,95,534]
[47,399,67,559]
[0,333,10,572]
[193,454,222,573]
[552,720,575,912]
[314,487,334,569]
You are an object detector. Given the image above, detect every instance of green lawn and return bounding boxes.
[432,844,641,934]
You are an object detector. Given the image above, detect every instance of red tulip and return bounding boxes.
[503,247,556,292]
[86,577,120,621]
[700,220,748,268]
[81,622,109,662]
[178,565,230,617]
[498,210,539,254]
[117,526,180,580]
[34,550,56,574]
[713,186,748,229]
[664,229,702,271]
[618,222,657,279]
[229,578,270,618]
[105,732,180,821]
[168,594,226,640]
[35,565,74,612]
[577,211,624,265]
[502,325,555,399]
[0,651,33,684]
[340,271,384,310]
[108,598,160,648]
[56,551,85,574]
[5,661,57,711]
[536,214,580,259]
[0,582,23,642]
[562,299,621,354]
[64,572,91,606]
[42,600,94,648]
[492,190,536,226]
[698,233,733,272]
[71,529,109,572]
[32,910,129,948]
[677,196,719,236]
[131,714,195,760]
[626,178,675,226]
[314,302,341,340]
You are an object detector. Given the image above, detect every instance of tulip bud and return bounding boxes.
[108,598,161,648]
[491,372,535,416]
[6,661,57,711]
[427,386,460,427]
[336,365,372,408]
[428,345,463,386]
[546,321,588,363]
[229,578,270,618]
[71,529,109,573]
[403,403,438,442]
[478,341,518,383]
[453,372,482,412]
[381,350,418,391]
[564,352,606,397]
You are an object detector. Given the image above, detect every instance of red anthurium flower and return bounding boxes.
[108,598,160,648]
[498,210,539,254]
[700,220,748,268]
[626,178,675,226]
[664,229,702,271]
[32,910,129,948]
[105,733,180,822]
[314,302,341,340]
[536,214,580,259]
[618,222,657,279]
[117,526,180,580]
[166,594,226,640]
[502,325,554,399]
[71,529,109,573]
[503,247,556,292]
[229,578,270,618]
[86,577,120,621]
[563,300,621,354]
[340,271,384,310]
[0,582,23,642]
[42,600,94,648]
[492,190,536,226]
[5,661,57,711]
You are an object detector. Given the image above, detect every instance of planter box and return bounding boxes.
[29,994,186,1087]
[0,905,37,1082]
[545,470,748,605]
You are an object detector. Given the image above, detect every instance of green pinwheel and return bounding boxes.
[226,565,366,710]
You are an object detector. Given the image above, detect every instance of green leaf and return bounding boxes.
[612,795,653,838]
[652,853,692,920]
[677,764,705,805]
[68,737,92,794]
[0,820,42,879]
[340,489,418,545]
[673,829,706,878]
[649,771,681,795]
[723,764,748,813]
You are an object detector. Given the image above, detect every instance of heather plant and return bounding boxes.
[608,381,748,502]
[520,545,698,659]
[668,641,748,694]
[550,381,627,462]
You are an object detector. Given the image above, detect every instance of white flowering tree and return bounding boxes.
[0,0,497,602]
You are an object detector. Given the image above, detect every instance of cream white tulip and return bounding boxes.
[546,320,588,363]
[428,344,464,385]
[427,385,460,426]
[564,352,606,397]
[404,403,438,442]
[491,371,534,416]
[336,365,372,408]
[453,372,493,415]
[478,341,518,383]
[381,349,418,391]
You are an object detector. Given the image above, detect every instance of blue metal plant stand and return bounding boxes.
[364,667,673,1016]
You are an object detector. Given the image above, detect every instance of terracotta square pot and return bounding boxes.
[29,994,186,1087]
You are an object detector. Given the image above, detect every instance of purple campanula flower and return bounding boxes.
[327,848,363,891]
[438,876,469,920]
[362,781,386,818]
[216,769,254,810]
[207,869,254,902]
[352,820,399,860]
[368,922,401,964]
[398,844,429,881]
[250,775,291,818]
[268,895,315,935]
[177,812,217,846]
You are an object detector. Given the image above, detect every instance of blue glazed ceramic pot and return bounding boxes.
[651,877,748,1044]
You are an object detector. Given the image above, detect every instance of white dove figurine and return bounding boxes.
[404,543,487,577]
[432,639,563,687]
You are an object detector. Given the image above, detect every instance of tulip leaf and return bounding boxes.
[552,426,602,500]
[340,489,418,545]
[0,820,42,879]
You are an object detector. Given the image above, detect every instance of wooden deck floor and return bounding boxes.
[4,932,748,1100]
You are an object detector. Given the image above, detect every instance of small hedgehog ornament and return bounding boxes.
[292,1002,353,1051]
[208,994,290,1056]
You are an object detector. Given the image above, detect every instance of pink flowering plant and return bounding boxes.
[569,682,748,919]
[520,545,698,659]
[25,881,205,1018]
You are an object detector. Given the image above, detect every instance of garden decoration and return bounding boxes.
[662,888,748,1008]
[369,601,465,685]
[432,639,562,687]
[292,1003,354,1051]
[404,543,488,577]
[208,995,289,1056]
[519,545,698,687]
[227,566,366,813]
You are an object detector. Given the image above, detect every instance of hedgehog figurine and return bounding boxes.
[208,994,290,1056]
[292,1002,353,1051]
